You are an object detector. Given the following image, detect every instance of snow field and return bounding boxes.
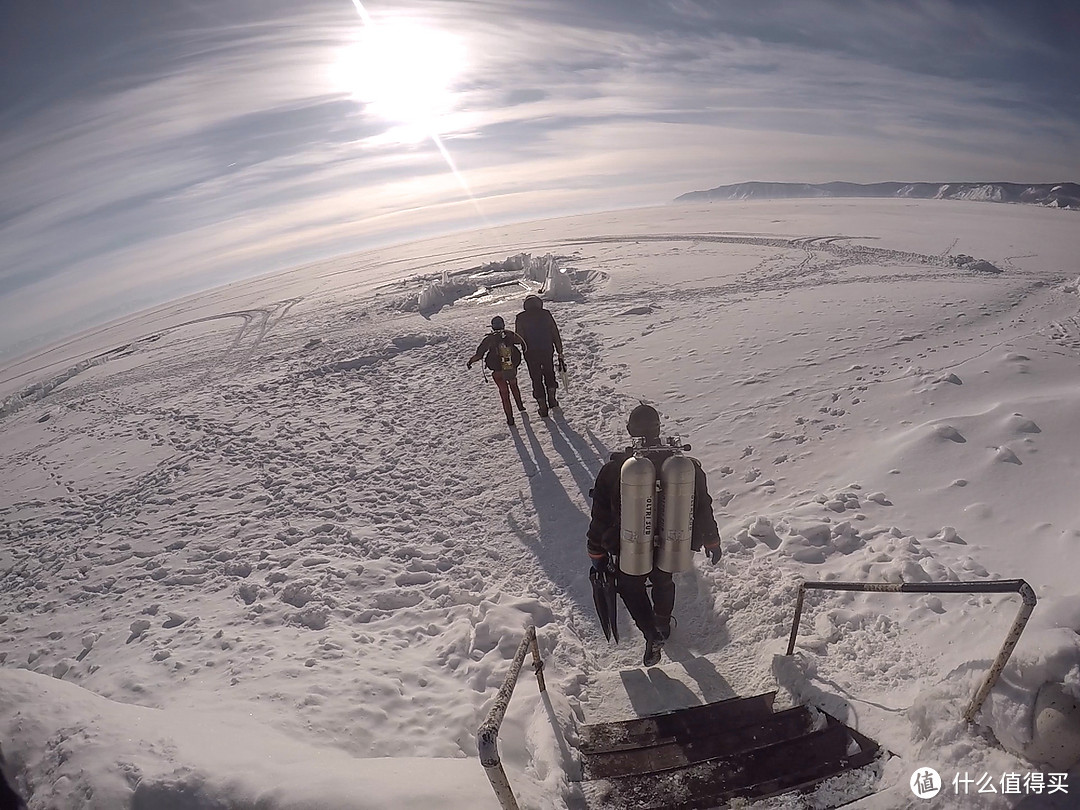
[1,200,1079,808]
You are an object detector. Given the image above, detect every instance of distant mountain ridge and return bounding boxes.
[675,181,1080,209]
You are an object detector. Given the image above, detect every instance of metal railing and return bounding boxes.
[785,579,1037,723]
[476,625,547,810]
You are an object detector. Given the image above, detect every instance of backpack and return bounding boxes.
[484,332,521,372]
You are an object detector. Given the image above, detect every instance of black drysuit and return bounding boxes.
[514,298,564,410]
[587,445,721,641]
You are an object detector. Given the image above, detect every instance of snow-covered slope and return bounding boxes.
[2,199,1080,809]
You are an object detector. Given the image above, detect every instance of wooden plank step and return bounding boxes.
[584,723,874,810]
[581,705,815,780]
[578,691,777,754]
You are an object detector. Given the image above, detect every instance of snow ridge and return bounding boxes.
[676,181,1080,209]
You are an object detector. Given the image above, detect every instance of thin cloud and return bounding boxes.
[1,0,1076,356]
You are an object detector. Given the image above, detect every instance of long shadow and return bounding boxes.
[510,420,540,478]
[584,424,615,469]
[547,414,606,501]
[662,644,739,705]
[507,420,596,628]
[619,667,713,718]
[555,411,612,463]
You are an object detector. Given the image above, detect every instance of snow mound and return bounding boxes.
[417,272,479,317]
[982,596,1080,769]
[0,669,499,810]
[947,253,1002,273]
[414,253,575,316]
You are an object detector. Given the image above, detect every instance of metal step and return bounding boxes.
[581,705,816,780]
[578,694,881,810]
[577,691,777,754]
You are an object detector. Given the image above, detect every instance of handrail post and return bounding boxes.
[964,581,1037,722]
[477,626,545,810]
[785,583,807,656]
[785,579,1037,726]
[528,625,546,694]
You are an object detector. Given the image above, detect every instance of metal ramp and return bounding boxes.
[576,691,881,809]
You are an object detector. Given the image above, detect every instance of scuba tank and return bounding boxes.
[657,454,696,573]
[619,437,697,575]
[619,453,656,575]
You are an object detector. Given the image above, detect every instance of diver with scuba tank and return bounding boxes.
[587,404,722,666]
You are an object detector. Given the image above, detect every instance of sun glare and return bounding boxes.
[330,20,466,141]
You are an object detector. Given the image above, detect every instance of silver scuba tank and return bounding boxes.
[657,454,696,573]
[619,454,657,575]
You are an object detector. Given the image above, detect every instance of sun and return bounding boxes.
[330,19,466,141]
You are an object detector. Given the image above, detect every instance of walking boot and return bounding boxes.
[643,635,664,667]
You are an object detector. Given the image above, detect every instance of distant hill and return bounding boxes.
[675,181,1080,209]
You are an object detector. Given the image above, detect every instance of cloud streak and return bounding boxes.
[1,0,1076,355]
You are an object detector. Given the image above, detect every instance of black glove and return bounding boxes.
[558,355,567,372]
[705,544,722,564]
[591,554,608,571]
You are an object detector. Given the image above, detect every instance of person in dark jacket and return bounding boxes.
[514,295,564,418]
[587,404,722,666]
[467,316,527,426]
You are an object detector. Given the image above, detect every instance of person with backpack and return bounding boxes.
[587,404,722,666]
[514,295,565,418]
[467,316,527,426]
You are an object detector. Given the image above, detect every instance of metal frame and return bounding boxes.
[476,625,547,810]
[785,579,1037,723]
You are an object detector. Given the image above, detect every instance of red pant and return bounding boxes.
[492,370,525,419]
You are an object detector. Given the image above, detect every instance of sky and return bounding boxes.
[1,0,1078,358]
